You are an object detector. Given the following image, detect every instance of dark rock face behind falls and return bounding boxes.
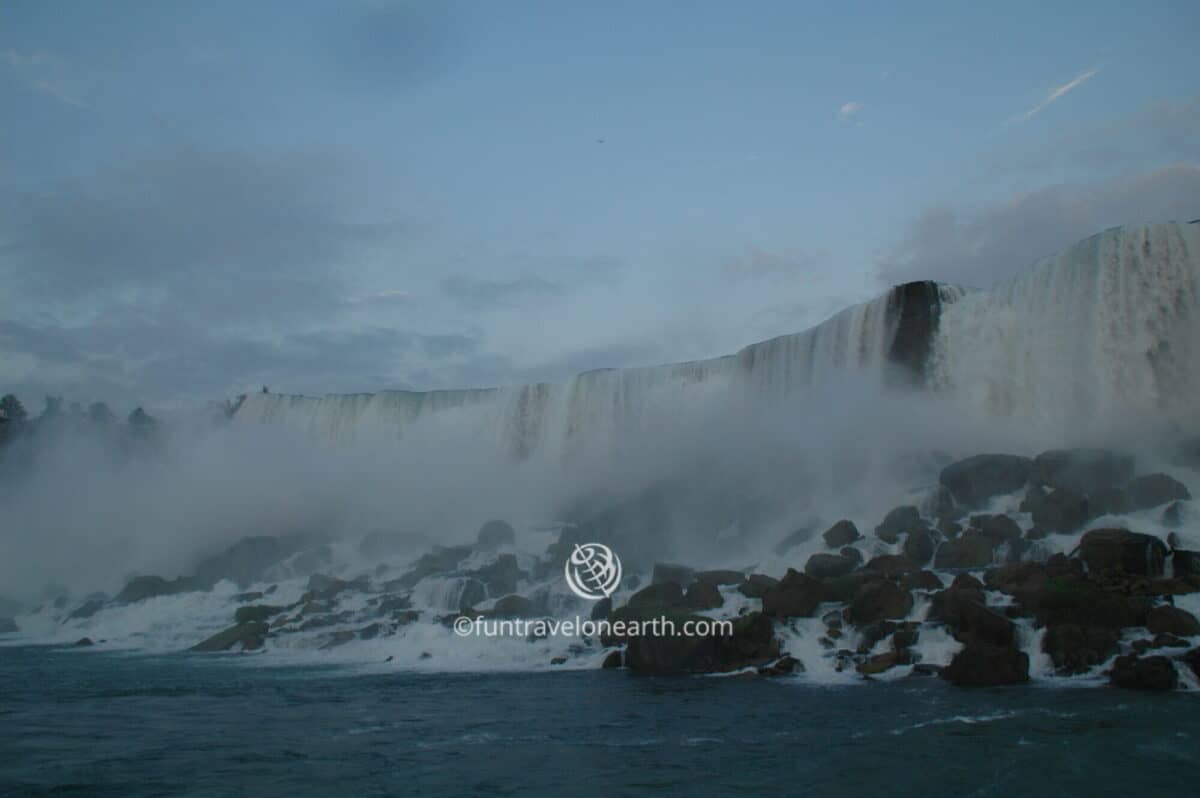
[884,280,952,386]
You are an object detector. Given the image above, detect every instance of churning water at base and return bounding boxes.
[2,645,1198,797]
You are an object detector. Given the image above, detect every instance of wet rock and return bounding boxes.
[1146,605,1200,636]
[1110,654,1178,690]
[356,623,382,640]
[1025,526,1049,541]
[116,575,198,604]
[761,569,824,619]
[1030,575,1149,629]
[937,519,963,539]
[1020,483,1047,513]
[857,650,907,675]
[855,620,897,652]
[393,610,420,626]
[694,570,745,586]
[1031,488,1090,533]
[304,574,353,601]
[840,546,864,566]
[374,594,413,617]
[1126,473,1191,510]
[191,621,268,652]
[73,637,94,647]
[234,604,286,624]
[590,597,613,620]
[848,579,913,625]
[392,545,474,590]
[971,514,1022,544]
[476,520,516,550]
[1090,486,1131,517]
[941,644,1029,687]
[1180,647,1200,679]
[623,611,779,675]
[290,545,334,577]
[1030,449,1134,493]
[758,655,802,676]
[684,580,724,611]
[192,535,305,589]
[234,591,264,603]
[0,617,18,634]
[491,594,540,619]
[901,570,944,592]
[939,454,1032,508]
[601,650,623,669]
[1152,633,1189,649]
[875,506,922,544]
[864,554,918,579]
[1043,624,1120,674]
[952,573,984,590]
[320,630,355,650]
[1162,501,1186,527]
[737,574,779,599]
[822,520,861,548]
[627,581,686,611]
[933,533,995,570]
[457,579,488,612]
[892,623,919,650]
[66,596,109,622]
[652,563,695,586]
[902,527,936,566]
[1172,549,1200,578]
[929,591,1015,648]
[550,656,568,665]
[1078,529,1168,577]
[805,553,857,580]
[927,485,959,522]
[467,554,526,598]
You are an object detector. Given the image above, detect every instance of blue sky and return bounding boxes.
[2,0,1198,408]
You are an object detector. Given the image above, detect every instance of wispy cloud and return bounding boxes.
[838,101,864,123]
[2,48,90,109]
[29,78,89,109]
[1011,68,1099,124]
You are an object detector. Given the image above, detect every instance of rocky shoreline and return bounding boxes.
[4,447,1199,691]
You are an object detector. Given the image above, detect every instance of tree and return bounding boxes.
[88,402,116,424]
[0,394,26,422]
[127,407,156,428]
[40,395,63,420]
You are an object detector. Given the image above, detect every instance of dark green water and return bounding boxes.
[1,645,1198,797]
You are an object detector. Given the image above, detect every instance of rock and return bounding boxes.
[857,650,906,675]
[601,650,623,669]
[933,533,995,569]
[1030,575,1150,629]
[1152,633,1189,649]
[476,520,516,549]
[467,554,526,598]
[855,620,897,652]
[938,519,963,539]
[902,527,936,566]
[926,485,958,522]
[1110,654,1178,690]
[491,594,540,619]
[1030,448,1134,493]
[822,520,861,547]
[1031,488,1090,533]
[66,596,108,621]
[116,575,198,604]
[290,545,334,576]
[1146,606,1200,636]
[234,604,286,624]
[320,630,355,650]
[804,553,857,580]
[1181,648,1200,679]
[684,581,723,610]
[901,570,944,591]
[457,579,488,612]
[191,621,268,652]
[1126,473,1191,510]
[623,611,779,675]
[357,530,427,560]
[971,514,1022,543]
[848,579,913,625]
[952,573,984,590]
[550,656,568,665]
[875,506,922,544]
[929,591,1015,648]
[694,570,745,586]
[737,573,779,599]
[1024,526,1049,541]
[374,594,412,616]
[73,637,94,647]
[358,623,382,640]
[590,597,612,620]
[892,623,919,650]
[234,591,264,603]
[840,546,864,566]
[651,563,695,586]
[774,524,815,555]
[761,569,824,619]
[864,554,918,578]
[393,545,473,590]
[1020,483,1047,513]
[626,581,686,611]
[192,535,304,589]
[941,644,1029,687]
[0,617,18,634]
[1172,549,1200,578]
[939,454,1032,508]
[1078,529,1169,577]
[305,574,354,601]
[1043,625,1120,674]
[758,655,802,676]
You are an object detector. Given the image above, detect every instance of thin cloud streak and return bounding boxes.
[1011,68,1099,124]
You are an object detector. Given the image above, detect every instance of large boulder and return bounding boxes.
[1109,654,1178,690]
[1029,575,1150,629]
[941,644,1029,686]
[1043,624,1120,674]
[902,527,936,566]
[476,520,516,550]
[761,569,824,619]
[651,563,695,587]
[1078,529,1168,577]
[822,520,861,548]
[933,533,995,570]
[971,514,1022,544]
[192,535,303,589]
[874,506,922,544]
[939,454,1032,508]
[467,554,526,598]
[737,573,779,599]
[684,580,723,610]
[1146,606,1200,636]
[863,554,918,579]
[1030,449,1134,493]
[626,581,686,611]
[191,621,268,652]
[116,575,198,604]
[490,594,540,619]
[1030,488,1091,533]
[848,579,913,625]
[804,553,857,580]
[623,611,779,675]
[1126,473,1191,510]
[393,545,474,590]
[694,570,745,587]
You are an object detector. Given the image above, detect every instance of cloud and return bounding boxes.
[2,48,88,109]
[1011,68,1098,124]
[440,274,563,309]
[876,163,1200,289]
[722,246,822,278]
[838,101,863,122]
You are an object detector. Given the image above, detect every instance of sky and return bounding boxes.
[1,0,1198,411]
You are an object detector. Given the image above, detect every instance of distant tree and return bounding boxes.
[88,402,116,424]
[127,407,156,428]
[40,395,64,420]
[0,394,26,422]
